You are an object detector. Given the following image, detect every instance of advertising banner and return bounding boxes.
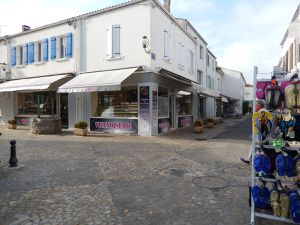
[90,118,138,134]
[158,118,170,133]
[178,116,193,128]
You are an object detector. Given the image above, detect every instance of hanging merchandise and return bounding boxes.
[265,76,281,110]
[251,68,300,225]
[289,192,300,223]
[252,111,273,143]
[285,73,300,111]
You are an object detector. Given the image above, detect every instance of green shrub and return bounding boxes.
[74,121,88,129]
[194,120,204,127]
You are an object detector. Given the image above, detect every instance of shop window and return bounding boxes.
[91,86,137,117]
[17,92,57,115]
[158,88,168,118]
[177,93,192,116]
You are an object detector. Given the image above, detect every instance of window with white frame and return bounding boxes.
[16,46,23,66]
[107,24,121,58]
[217,78,221,91]
[200,45,203,59]
[206,75,212,89]
[197,70,203,85]
[57,36,67,59]
[177,42,185,69]
[34,41,43,62]
[164,30,171,61]
[207,54,210,66]
[188,50,194,74]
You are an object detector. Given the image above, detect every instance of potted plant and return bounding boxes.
[73,121,88,136]
[194,120,204,133]
[7,119,17,129]
[205,118,215,128]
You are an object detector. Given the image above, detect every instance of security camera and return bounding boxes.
[142,36,149,49]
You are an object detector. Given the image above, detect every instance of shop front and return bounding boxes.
[58,67,193,136]
[0,74,72,126]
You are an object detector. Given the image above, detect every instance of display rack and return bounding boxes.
[250,66,300,225]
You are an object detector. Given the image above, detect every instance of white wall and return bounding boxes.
[6,24,75,79]
[222,71,243,99]
[244,86,253,101]
[150,5,196,82]
[84,3,151,72]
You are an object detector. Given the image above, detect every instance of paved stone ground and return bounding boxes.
[0,116,290,225]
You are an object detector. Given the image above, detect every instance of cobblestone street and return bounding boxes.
[0,116,283,225]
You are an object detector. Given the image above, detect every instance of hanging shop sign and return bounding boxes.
[178,116,193,128]
[90,118,138,134]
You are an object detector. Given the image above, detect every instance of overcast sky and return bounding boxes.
[0,0,299,83]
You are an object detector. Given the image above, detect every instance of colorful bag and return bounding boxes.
[256,81,268,99]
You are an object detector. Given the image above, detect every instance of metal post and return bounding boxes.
[9,140,18,167]
[250,66,258,225]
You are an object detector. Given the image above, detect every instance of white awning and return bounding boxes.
[0,74,70,92]
[58,67,139,93]
[221,97,228,103]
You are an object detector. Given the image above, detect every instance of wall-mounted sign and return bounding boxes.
[158,118,170,134]
[90,118,138,134]
[178,116,193,128]
[15,117,33,126]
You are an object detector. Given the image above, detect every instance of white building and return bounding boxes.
[0,0,222,136]
[217,67,246,114]
[279,3,300,74]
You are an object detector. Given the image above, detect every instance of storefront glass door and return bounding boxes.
[199,97,206,119]
[169,95,174,127]
[60,93,68,128]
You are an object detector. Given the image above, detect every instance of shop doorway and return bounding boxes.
[60,94,69,128]
[199,97,206,119]
[169,95,175,127]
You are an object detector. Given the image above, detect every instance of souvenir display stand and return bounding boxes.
[250,67,300,225]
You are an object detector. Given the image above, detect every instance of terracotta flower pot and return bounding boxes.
[7,124,17,129]
[206,122,214,128]
[194,126,204,133]
[73,128,87,136]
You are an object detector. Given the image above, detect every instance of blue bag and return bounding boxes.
[275,154,295,177]
[251,185,270,209]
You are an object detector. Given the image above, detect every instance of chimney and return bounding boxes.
[22,25,31,32]
[163,0,171,12]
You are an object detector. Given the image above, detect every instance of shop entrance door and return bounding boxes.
[169,95,175,128]
[199,97,206,119]
[60,93,69,128]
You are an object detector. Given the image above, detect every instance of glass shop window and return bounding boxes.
[158,88,169,118]
[177,93,192,116]
[91,86,138,117]
[17,92,57,115]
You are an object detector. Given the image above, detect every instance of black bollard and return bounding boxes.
[9,140,18,167]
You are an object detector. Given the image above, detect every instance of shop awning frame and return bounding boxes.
[58,67,139,93]
[0,74,72,92]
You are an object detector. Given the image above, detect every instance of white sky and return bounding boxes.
[0,0,299,83]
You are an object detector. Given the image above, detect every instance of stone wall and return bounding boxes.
[30,117,62,135]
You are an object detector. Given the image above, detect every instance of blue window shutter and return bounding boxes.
[66,33,72,58]
[112,25,120,57]
[23,44,28,65]
[50,37,56,60]
[28,42,34,64]
[11,47,16,66]
[43,38,48,61]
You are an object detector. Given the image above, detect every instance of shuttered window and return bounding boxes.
[43,38,48,62]
[28,42,34,64]
[51,37,56,60]
[11,47,16,66]
[164,30,171,60]
[23,44,28,65]
[107,25,121,58]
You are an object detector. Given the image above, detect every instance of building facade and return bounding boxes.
[0,0,225,136]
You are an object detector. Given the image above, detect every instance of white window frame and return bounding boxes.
[188,50,194,74]
[56,35,67,59]
[200,45,203,59]
[177,42,185,70]
[217,78,221,91]
[107,25,121,59]
[16,45,23,66]
[34,41,43,63]
[207,54,210,66]
[197,70,203,85]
